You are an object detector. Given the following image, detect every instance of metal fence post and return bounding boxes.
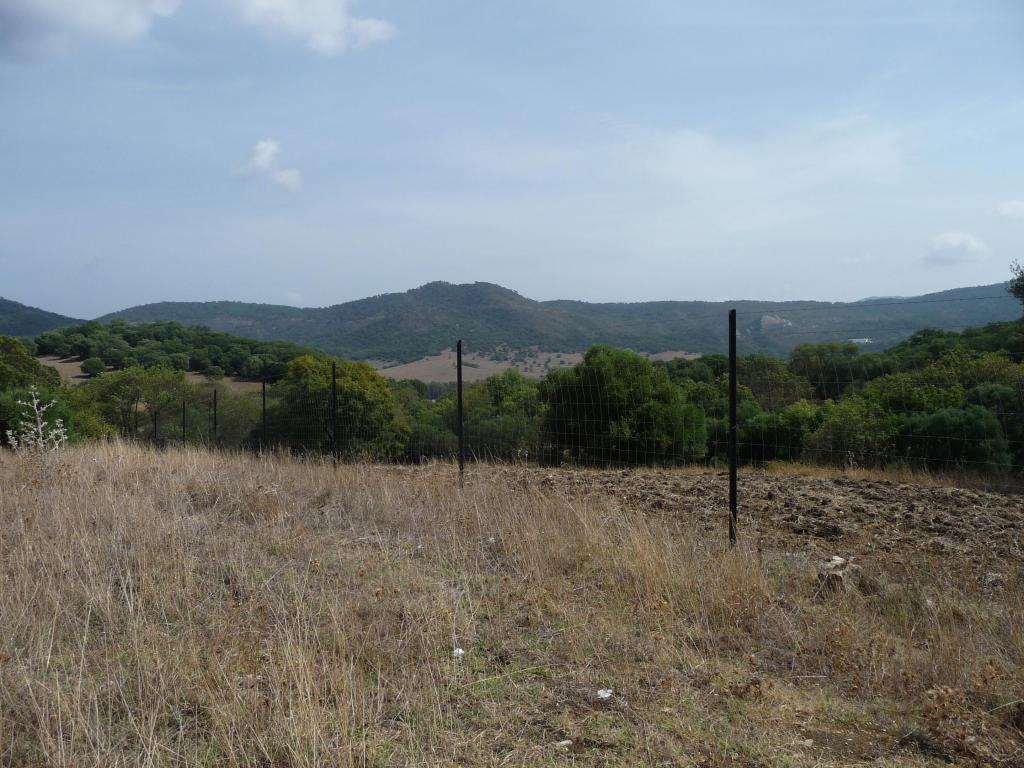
[331,361,338,464]
[728,309,738,547]
[457,339,465,487]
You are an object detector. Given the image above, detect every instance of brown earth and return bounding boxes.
[37,354,90,382]
[373,348,701,382]
[472,464,1024,585]
[37,356,262,394]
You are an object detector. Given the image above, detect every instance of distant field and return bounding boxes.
[373,348,700,383]
[40,350,698,388]
[37,354,89,383]
[38,356,263,394]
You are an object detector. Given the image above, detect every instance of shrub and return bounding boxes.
[540,345,707,465]
[81,357,106,377]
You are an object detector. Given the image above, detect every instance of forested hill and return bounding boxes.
[0,297,80,336]
[97,281,1020,362]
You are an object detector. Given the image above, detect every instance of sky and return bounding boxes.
[1,0,1023,318]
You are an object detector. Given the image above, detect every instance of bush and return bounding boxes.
[897,405,1012,471]
[81,357,106,377]
[436,369,541,460]
[803,397,899,468]
[540,345,707,465]
[0,336,61,391]
[268,356,408,459]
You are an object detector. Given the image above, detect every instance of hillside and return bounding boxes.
[0,297,79,336]
[98,281,1021,362]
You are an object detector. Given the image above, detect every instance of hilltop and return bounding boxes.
[97,281,1019,362]
[0,297,80,336]
[2,282,1018,365]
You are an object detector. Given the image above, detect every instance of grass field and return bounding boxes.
[371,348,700,383]
[37,356,263,395]
[0,444,1021,766]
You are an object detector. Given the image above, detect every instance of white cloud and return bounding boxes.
[924,231,989,266]
[240,138,301,191]
[0,0,179,51]
[270,168,302,190]
[245,139,280,172]
[993,200,1024,219]
[0,0,394,55]
[227,0,395,55]
[451,114,907,237]
[349,16,393,48]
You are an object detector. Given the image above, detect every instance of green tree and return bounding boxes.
[75,366,188,439]
[898,406,1011,471]
[209,387,261,448]
[804,397,900,468]
[859,372,964,414]
[0,336,61,391]
[138,366,190,440]
[269,356,408,459]
[81,357,106,377]
[540,345,706,466]
[883,329,961,372]
[79,367,145,435]
[741,399,822,463]
[1010,260,1024,311]
[788,343,863,400]
[737,354,813,411]
[436,369,541,460]
[166,353,190,371]
[965,383,1024,467]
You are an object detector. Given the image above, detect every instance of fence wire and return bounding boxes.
[95,295,1022,487]
[734,303,1023,482]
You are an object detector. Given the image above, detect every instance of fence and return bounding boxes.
[732,299,1024,480]
[84,293,1022,542]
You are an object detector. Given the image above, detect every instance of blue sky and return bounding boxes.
[1,0,1023,317]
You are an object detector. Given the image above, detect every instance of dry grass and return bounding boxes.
[760,459,1024,494]
[0,444,1022,766]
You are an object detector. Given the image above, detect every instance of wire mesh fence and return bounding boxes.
[734,302,1024,481]
[102,295,1022,491]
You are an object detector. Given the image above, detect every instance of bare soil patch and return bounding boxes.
[479,464,1023,585]
[37,356,262,393]
[37,354,88,382]
[373,348,699,382]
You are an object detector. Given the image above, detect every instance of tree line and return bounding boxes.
[32,320,320,380]
[2,273,1023,474]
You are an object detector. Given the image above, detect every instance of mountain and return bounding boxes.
[0,297,80,337]
[96,281,1021,362]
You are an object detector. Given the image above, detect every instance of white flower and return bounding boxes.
[452,647,465,660]
[596,688,613,700]
[5,386,67,453]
